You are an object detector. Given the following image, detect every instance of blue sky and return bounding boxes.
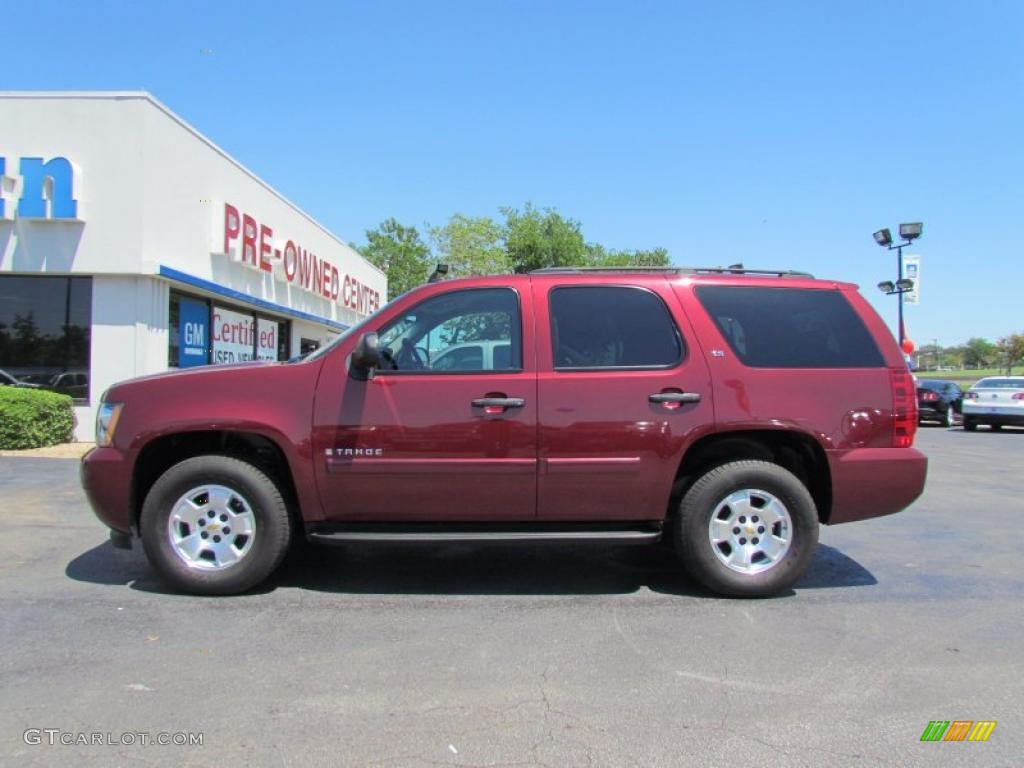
[7,1,1022,346]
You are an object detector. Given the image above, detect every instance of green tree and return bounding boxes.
[429,214,509,277]
[962,337,996,368]
[359,218,433,301]
[995,333,1024,375]
[502,203,588,272]
[942,344,966,370]
[586,245,670,267]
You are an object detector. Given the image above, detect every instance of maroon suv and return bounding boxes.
[81,267,927,597]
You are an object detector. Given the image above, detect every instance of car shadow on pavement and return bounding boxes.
[65,540,875,597]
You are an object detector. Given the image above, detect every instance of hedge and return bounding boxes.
[0,387,76,450]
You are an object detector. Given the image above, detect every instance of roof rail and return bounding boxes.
[529,266,815,278]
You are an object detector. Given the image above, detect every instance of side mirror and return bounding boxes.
[350,332,380,380]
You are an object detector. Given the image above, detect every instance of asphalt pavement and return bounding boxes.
[1,426,1021,767]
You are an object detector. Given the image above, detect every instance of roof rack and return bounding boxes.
[529,266,815,278]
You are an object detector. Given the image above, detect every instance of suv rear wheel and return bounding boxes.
[140,455,292,595]
[673,460,819,597]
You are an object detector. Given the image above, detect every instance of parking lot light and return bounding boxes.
[899,222,923,241]
[873,221,924,345]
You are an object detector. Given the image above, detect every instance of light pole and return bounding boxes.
[872,222,923,347]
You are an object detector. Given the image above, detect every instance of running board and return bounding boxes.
[306,522,663,545]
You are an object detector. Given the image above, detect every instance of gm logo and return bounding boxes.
[920,720,997,742]
[0,156,81,220]
[183,321,206,347]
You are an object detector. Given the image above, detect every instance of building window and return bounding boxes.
[169,292,290,368]
[0,276,92,402]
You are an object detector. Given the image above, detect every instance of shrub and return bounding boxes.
[0,387,75,449]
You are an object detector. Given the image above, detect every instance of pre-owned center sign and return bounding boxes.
[220,203,381,316]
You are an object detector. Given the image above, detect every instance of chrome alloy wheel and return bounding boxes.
[708,488,792,575]
[167,485,256,570]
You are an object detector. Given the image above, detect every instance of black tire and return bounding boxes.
[943,406,955,428]
[963,417,977,432]
[673,460,819,598]
[140,455,292,595]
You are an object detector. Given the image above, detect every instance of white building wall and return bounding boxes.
[136,101,384,330]
[0,92,387,441]
[290,319,342,359]
[81,276,170,440]
[1,95,148,274]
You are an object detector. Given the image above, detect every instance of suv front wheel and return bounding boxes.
[673,460,819,597]
[140,455,292,595]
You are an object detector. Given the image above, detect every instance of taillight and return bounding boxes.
[890,367,917,448]
[964,392,979,400]
[921,391,939,402]
[1013,393,1024,400]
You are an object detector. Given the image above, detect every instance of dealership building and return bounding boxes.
[0,91,385,440]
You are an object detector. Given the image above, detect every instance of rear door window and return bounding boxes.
[695,286,884,368]
[549,286,683,370]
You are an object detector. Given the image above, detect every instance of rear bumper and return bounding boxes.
[80,446,134,535]
[962,405,1024,426]
[826,447,928,525]
[917,404,949,420]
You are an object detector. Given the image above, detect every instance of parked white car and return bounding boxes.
[429,340,513,371]
[962,376,1024,431]
[0,369,40,388]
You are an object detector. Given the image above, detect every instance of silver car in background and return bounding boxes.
[962,376,1024,431]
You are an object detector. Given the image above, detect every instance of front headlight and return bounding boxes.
[95,402,124,447]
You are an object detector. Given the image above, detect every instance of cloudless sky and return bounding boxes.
[6,1,1022,345]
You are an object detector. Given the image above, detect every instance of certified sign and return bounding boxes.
[256,318,279,362]
[212,306,256,364]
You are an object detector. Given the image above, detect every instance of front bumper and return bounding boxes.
[826,447,928,525]
[80,446,134,535]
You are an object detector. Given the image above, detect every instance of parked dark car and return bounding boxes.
[916,378,963,427]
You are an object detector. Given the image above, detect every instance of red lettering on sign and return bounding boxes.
[259,224,273,273]
[241,214,258,266]
[311,253,322,296]
[329,265,340,300]
[283,241,297,282]
[221,202,381,316]
[223,203,240,255]
[298,248,311,289]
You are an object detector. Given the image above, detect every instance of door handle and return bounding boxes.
[649,391,702,405]
[472,397,525,410]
